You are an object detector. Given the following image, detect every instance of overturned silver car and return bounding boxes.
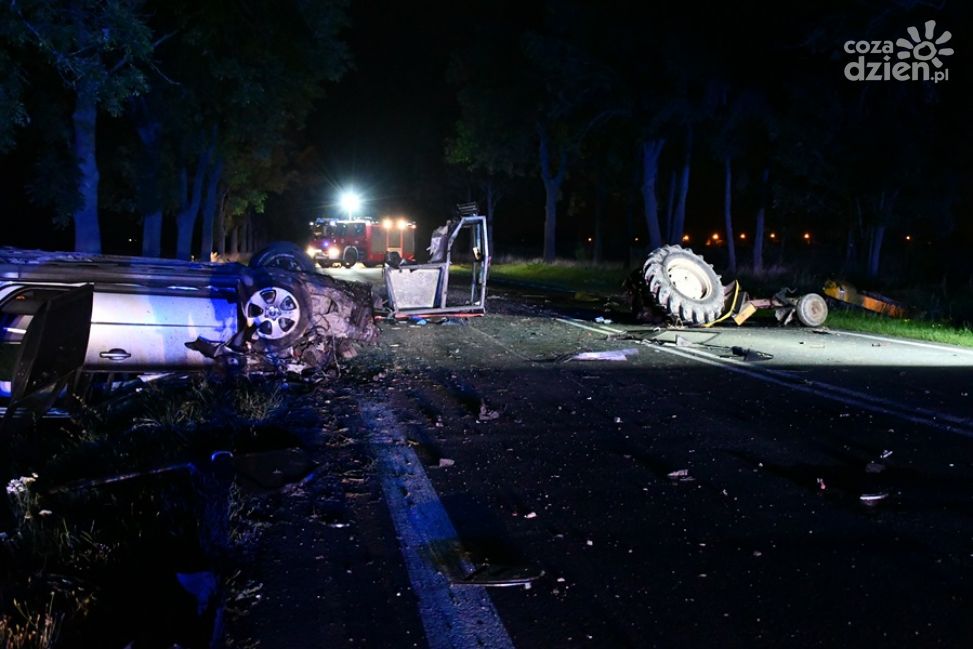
[0,243,378,413]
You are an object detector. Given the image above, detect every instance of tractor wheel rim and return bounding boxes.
[666,259,712,300]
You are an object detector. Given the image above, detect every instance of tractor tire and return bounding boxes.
[642,245,724,326]
[796,293,828,327]
[250,242,315,274]
[241,271,311,352]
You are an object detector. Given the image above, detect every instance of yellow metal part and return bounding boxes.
[703,281,741,328]
[823,280,908,318]
[732,302,758,325]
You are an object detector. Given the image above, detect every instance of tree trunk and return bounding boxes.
[539,127,567,263]
[216,192,227,257]
[133,101,163,258]
[665,170,677,244]
[240,216,251,254]
[229,224,239,258]
[198,156,223,261]
[723,156,736,273]
[867,224,886,278]
[72,81,101,253]
[142,212,163,258]
[483,177,499,257]
[175,145,214,260]
[753,167,768,273]
[593,181,605,264]
[844,226,855,268]
[670,127,692,244]
[640,138,665,250]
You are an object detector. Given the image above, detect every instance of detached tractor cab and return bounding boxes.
[384,202,490,318]
[631,244,829,328]
[307,216,417,268]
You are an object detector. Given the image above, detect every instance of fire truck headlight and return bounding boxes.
[327,247,341,260]
[305,245,317,257]
[382,218,393,229]
[397,219,407,230]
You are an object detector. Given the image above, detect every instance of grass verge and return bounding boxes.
[825,309,973,349]
[485,261,628,295]
[484,260,973,349]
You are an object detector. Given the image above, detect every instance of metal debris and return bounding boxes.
[478,401,500,422]
[569,348,639,362]
[859,492,889,505]
[667,469,695,483]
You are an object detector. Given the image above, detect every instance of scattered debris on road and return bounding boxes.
[478,401,501,422]
[859,492,890,505]
[667,469,695,483]
[569,348,639,362]
[730,346,774,361]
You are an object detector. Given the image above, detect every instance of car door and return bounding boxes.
[85,289,238,371]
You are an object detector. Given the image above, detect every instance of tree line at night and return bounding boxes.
[0,1,969,283]
[446,1,969,279]
[0,0,349,257]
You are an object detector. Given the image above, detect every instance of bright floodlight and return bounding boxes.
[339,190,362,217]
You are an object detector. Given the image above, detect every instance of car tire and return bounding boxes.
[795,293,828,327]
[643,245,724,325]
[242,272,310,352]
[250,242,315,273]
[342,247,359,269]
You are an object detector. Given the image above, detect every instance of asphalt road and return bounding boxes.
[236,270,973,648]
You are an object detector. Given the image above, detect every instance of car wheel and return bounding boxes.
[796,293,828,327]
[342,247,359,269]
[643,245,724,325]
[250,242,315,273]
[242,274,310,352]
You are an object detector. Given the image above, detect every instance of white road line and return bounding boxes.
[361,401,515,649]
[829,329,973,357]
[556,318,973,439]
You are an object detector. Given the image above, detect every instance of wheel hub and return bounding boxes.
[666,259,711,300]
[245,287,300,341]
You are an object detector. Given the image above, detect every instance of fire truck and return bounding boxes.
[306,216,417,268]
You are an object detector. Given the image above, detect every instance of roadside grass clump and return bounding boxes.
[1,373,308,647]
[825,309,973,348]
[0,595,61,649]
[478,258,629,295]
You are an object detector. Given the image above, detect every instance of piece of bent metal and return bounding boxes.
[385,212,490,318]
